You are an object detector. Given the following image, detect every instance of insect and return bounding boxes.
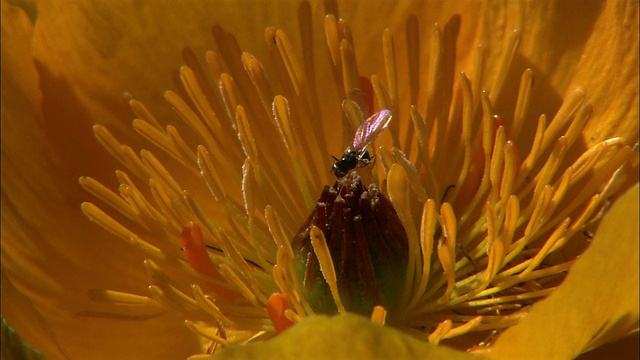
[332,109,392,178]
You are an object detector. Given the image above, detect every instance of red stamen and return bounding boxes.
[359,76,374,115]
[507,140,522,180]
[267,293,295,333]
[492,114,506,133]
[181,222,237,303]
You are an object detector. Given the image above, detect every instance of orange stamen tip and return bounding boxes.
[370,305,387,325]
[181,222,214,276]
[181,221,200,246]
[267,293,295,333]
[180,222,237,302]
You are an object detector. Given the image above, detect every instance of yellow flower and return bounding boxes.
[1,1,638,359]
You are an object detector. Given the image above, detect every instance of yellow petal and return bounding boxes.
[481,2,638,147]
[489,183,639,359]
[2,2,64,357]
[6,0,638,357]
[207,314,481,360]
[31,0,322,143]
[2,1,201,357]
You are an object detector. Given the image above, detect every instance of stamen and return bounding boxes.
[219,73,242,126]
[272,96,315,207]
[377,145,394,177]
[571,140,630,195]
[92,125,149,180]
[522,219,570,276]
[470,44,486,112]
[510,69,534,142]
[463,288,555,308]
[452,73,474,198]
[483,204,502,284]
[284,309,301,323]
[271,265,296,312]
[163,90,218,153]
[267,293,296,333]
[443,316,483,339]
[370,75,394,122]
[475,304,522,314]
[499,142,518,206]
[324,15,341,69]
[490,261,573,297]
[458,94,495,227]
[241,53,274,118]
[428,319,452,344]
[144,265,197,312]
[181,225,236,283]
[531,137,568,202]
[235,105,259,162]
[541,88,585,152]
[211,25,248,99]
[500,196,520,259]
[272,261,309,316]
[371,305,387,325]
[406,199,437,310]
[340,39,363,107]
[274,29,305,97]
[489,126,507,206]
[185,320,230,346]
[268,31,328,184]
[516,114,547,186]
[196,145,227,201]
[405,15,420,106]
[387,165,420,307]
[391,148,428,202]
[142,149,181,191]
[524,185,553,240]
[266,205,313,316]
[205,51,235,128]
[489,30,520,104]
[564,103,592,147]
[409,107,440,200]
[566,195,602,235]
[148,179,188,233]
[437,203,458,302]
[128,98,163,130]
[88,289,161,308]
[191,284,234,327]
[264,206,294,263]
[80,202,165,259]
[341,99,365,133]
[132,119,187,167]
[117,172,166,231]
[76,309,163,321]
[218,264,263,309]
[78,176,137,221]
[296,2,315,86]
[337,19,354,48]
[474,309,530,331]
[382,28,398,105]
[426,22,447,161]
[309,226,346,313]
[180,66,223,135]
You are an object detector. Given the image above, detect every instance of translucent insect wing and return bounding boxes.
[352,109,392,149]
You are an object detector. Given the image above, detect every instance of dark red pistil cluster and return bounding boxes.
[292,173,409,317]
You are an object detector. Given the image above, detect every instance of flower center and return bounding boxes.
[78,5,637,354]
[291,173,409,319]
